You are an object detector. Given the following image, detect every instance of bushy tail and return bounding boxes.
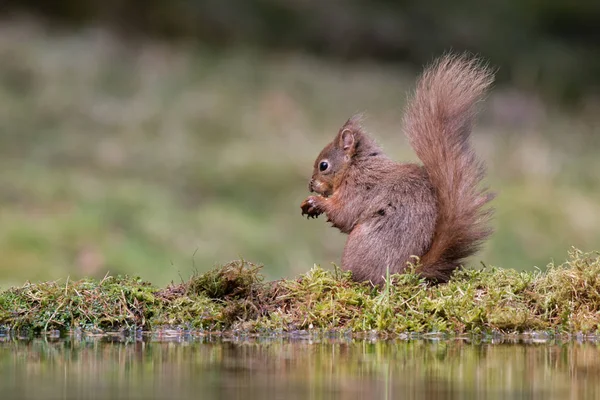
[403,54,495,282]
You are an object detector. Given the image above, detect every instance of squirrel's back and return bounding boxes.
[403,54,495,282]
[300,53,494,285]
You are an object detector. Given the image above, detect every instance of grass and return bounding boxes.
[0,19,600,288]
[2,248,600,337]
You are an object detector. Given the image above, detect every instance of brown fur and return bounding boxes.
[301,54,495,285]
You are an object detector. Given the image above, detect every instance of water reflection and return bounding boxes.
[0,333,598,399]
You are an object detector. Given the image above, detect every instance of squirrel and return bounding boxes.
[300,54,495,285]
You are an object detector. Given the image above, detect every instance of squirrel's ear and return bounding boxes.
[340,129,356,155]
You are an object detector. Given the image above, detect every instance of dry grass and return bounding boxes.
[2,248,600,337]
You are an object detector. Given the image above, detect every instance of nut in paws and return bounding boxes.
[301,196,322,218]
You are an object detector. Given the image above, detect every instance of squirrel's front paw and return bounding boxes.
[301,196,323,218]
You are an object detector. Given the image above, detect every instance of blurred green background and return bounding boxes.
[0,1,599,287]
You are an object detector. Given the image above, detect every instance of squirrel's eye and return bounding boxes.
[319,161,329,172]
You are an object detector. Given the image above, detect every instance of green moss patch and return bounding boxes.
[2,249,600,336]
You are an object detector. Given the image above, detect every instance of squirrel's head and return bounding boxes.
[309,116,378,197]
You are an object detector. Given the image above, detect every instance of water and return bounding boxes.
[1,332,598,399]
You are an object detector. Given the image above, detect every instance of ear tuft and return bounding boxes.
[340,129,355,152]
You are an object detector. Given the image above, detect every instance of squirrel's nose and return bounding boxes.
[308,179,314,192]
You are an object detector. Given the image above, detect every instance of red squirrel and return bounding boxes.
[300,54,495,285]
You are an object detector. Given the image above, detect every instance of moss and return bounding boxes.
[0,275,157,332]
[1,248,600,336]
[186,259,263,299]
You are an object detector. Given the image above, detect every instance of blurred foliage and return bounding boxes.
[1,0,599,102]
[0,20,599,287]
